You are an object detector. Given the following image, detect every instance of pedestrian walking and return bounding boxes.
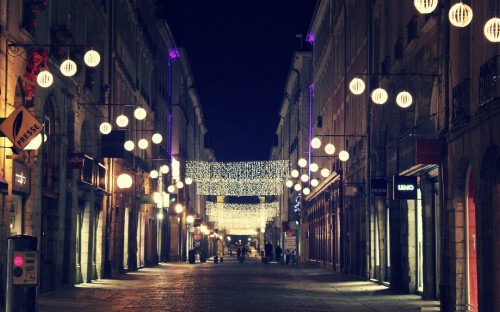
[265,241,273,263]
[275,245,282,264]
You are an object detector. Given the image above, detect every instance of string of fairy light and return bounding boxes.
[206,202,278,230]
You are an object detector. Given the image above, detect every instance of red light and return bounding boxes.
[13,255,24,267]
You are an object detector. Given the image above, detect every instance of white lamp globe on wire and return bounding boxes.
[300,174,309,183]
[311,137,321,149]
[134,107,147,120]
[150,170,159,179]
[311,178,319,187]
[371,88,389,104]
[176,181,184,189]
[285,180,293,188]
[414,0,438,14]
[303,187,311,196]
[152,133,163,144]
[449,2,473,27]
[160,165,169,174]
[339,150,350,162]
[116,114,129,127]
[484,17,500,42]
[321,168,330,178]
[99,122,112,134]
[60,59,77,77]
[325,143,335,155]
[396,91,413,108]
[124,140,135,151]
[84,49,101,67]
[117,173,133,189]
[138,139,148,149]
[291,169,299,178]
[298,158,307,168]
[349,77,365,95]
[186,215,195,224]
[185,177,193,185]
[37,70,53,87]
[310,163,319,172]
[294,184,302,191]
[167,185,175,193]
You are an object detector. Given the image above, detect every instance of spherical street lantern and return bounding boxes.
[134,107,147,120]
[321,168,330,178]
[37,70,53,87]
[396,91,413,108]
[160,165,169,174]
[300,174,309,183]
[298,158,307,168]
[349,77,365,95]
[311,137,321,149]
[60,59,77,77]
[138,139,148,149]
[310,163,319,172]
[484,17,500,42]
[185,177,193,185]
[294,184,302,191]
[150,170,159,179]
[325,143,335,155]
[175,203,183,214]
[84,49,101,67]
[371,88,389,104]
[291,169,299,178]
[285,180,293,188]
[99,122,112,135]
[339,150,350,162]
[116,114,129,127]
[117,173,133,189]
[176,181,184,189]
[124,140,134,151]
[167,185,175,193]
[303,187,311,195]
[449,2,473,27]
[414,0,438,14]
[311,178,319,187]
[24,133,43,150]
[186,215,195,224]
[152,133,163,144]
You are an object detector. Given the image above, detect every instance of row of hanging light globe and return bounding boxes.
[37,49,101,87]
[414,0,500,42]
[349,77,414,108]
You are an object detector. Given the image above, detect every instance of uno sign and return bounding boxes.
[0,106,43,151]
[393,175,418,200]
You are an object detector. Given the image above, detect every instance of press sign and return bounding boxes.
[0,106,43,151]
[393,175,418,200]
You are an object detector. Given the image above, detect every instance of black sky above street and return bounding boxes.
[164,1,317,162]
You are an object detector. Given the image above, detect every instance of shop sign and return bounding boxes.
[13,162,31,193]
[371,178,387,197]
[67,153,85,169]
[0,106,43,151]
[393,175,417,200]
[416,138,443,165]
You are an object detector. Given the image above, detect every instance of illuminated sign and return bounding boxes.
[13,162,31,193]
[0,106,43,151]
[393,175,417,200]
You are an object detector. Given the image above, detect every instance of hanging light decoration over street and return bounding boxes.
[37,70,53,87]
[396,91,413,108]
[134,107,147,120]
[150,170,159,179]
[484,17,500,42]
[324,143,335,155]
[349,77,365,95]
[449,2,473,27]
[116,114,129,127]
[124,140,134,151]
[414,0,438,14]
[99,122,112,134]
[160,165,169,174]
[60,59,77,76]
[339,150,350,162]
[152,133,163,144]
[298,158,307,167]
[84,49,101,67]
[371,88,389,104]
[138,139,148,149]
[311,137,321,149]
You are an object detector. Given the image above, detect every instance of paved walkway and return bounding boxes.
[37,255,440,312]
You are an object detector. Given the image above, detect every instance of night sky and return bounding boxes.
[164,1,317,162]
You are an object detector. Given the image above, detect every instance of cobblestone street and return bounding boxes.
[38,256,439,312]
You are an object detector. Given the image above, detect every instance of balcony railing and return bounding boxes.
[451,79,470,128]
[478,55,500,113]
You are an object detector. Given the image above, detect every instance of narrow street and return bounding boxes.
[38,255,439,312]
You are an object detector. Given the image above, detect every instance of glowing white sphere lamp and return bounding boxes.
[116,114,129,127]
[294,184,302,191]
[396,91,413,108]
[150,170,159,179]
[309,163,319,172]
[138,139,148,149]
[37,70,53,87]
[60,59,77,77]
[325,143,335,155]
[99,122,112,134]
[414,0,438,14]
[298,158,307,168]
[311,178,319,187]
[311,137,321,149]
[124,140,134,151]
[291,169,299,178]
[339,150,350,162]
[484,17,500,42]
[134,107,147,120]
[175,203,183,214]
[117,173,133,189]
[152,133,163,144]
[303,187,311,196]
[321,168,330,178]
[167,185,175,193]
[449,2,473,27]
[300,174,309,183]
[185,177,193,185]
[160,165,169,174]
[371,88,389,104]
[24,133,43,150]
[186,215,195,224]
[176,181,184,189]
[285,180,293,188]
[84,49,101,67]
[349,77,365,95]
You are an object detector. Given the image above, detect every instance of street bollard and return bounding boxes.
[6,235,39,312]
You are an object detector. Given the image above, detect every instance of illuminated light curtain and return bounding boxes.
[185,160,290,181]
[196,180,284,196]
[206,202,278,230]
